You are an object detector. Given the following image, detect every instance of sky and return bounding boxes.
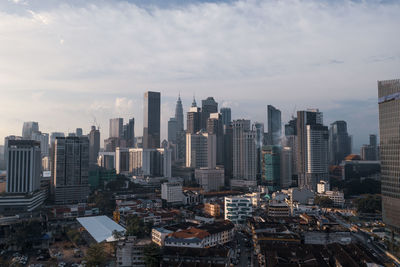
[0,0,399,151]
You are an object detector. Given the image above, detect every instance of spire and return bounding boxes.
[191,95,197,107]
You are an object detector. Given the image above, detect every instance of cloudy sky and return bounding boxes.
[1,0,399,151]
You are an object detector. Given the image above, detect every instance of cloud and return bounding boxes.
[0,0,399,148]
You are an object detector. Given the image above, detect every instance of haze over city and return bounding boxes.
[1,0,400,149]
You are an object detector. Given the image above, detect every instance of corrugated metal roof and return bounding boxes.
[77,215,125,243]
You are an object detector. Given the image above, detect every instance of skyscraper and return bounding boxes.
[109,118,123,138]
[201,97,218,130]
[88,126,100,166]
[174,95,185,162]
[31,131,49,158]
[52,136,90,204]
[253,122,264,183]
[262,145,281,191]
[207,113,224,165]
[175,95,184,132]
[232,119,256,182]
[6,140,41,193]
[297,109,328,190]
[124,118,135,147]
[22,121,39,140]
[223,125,233,183]
[360,134,378,161]
[143,91,161,149]
[378,79,400,231]
[168,118,178,143]
[187,98,202,134]
[284,118,298,186]
[266,105,282,145]
[76,128,83,137]
[186,131,216,169]
[329,121,352,165]
[220,107,232,127]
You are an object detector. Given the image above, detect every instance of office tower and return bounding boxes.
[253,122,264,183]
[123,118,135,147]
[175,95,184,132]
[207,113,224,165]
[284,118,298,185]
[280,146,293,189]
[201,97,218,130]
[266,105,282,145]
[22,121,39,140]
[128,148,172,178]
[186,131,217,169]
[143,91,161,149]
[378,79,400,231]
[168,118,178,143]
[110,118,123,138]
[187,98,202,134]
[261,145,281,191]
[52,136,90,204]
[6,140,41,193]
[32,131,49,158]
[361,134,378,161]
[223,125,233,183]
[220,107,232,127]
[329,121,352,165]
[285,118,297,136]
[370,134,377,147]
[50,132,65,147]
[232,119,257,181]
[297,109,327,190]
[88,126,100,166]
[76,128,83,137]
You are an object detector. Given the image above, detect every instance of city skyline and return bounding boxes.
[1,0,400,149]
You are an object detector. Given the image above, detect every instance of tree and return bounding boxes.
[354,194,382,214]
[143,243,161,267]
[85,243,107,267]
[314,196,334,208]
[88,191,116,215]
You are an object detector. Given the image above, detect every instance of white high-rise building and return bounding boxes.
[186,131,216,169]
[161,182,183,204]
[232,120,256,181]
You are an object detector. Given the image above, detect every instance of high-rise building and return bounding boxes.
[174,96,186,162]
[253,122,264,183]
[207,113,224,165]
[143,91,161,149]
[175,95,184,132]
[76,128,83,137]
[360,134,378,161]
[128,148,172,178]
[261,145,281,191]
[232,120,257,182]
[223,125,233,183]
[220,107,232,127]
[378,79,400,231]
[329,121,352,165]
[110,118,123,138]
[88,126,100,166]
[280,146,293,189]
[50,132,65,147]
[52,136,90,204]
[201,97,218,130]
[297,109,328,190]
[266,105,282,145]
[187,98,202,134]
[186,131,216,169]
[168,118,178,144]
[32,131,49,158]
[284,118,298,186]
[22,121,39,140]
[123,118,135,147]
[6,140,41,193]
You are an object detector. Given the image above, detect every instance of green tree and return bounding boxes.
[314,196,334,208]
[143,243,161,267]
[354,194,382,214]
[88,191,116,215]
[85,243,107,267]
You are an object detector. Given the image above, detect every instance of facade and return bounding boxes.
[31,132,49,158]
[254,122,265,183]
[115,147,130,174]
[195,167,225,192]
[204,203,221,217]
[317,180,330,194]
[174,96,186,162]
[232,119,257,182]
[268,201,290,217]
[128,148,172,178]
[186,131,216,169]
[266,105,282,145]
[207,113,224,165]
[284,118,298,185]
[110,118,124,138]
[361,135,378,161]
[22,121,39,140]
[187,99,202,134]
[224,196,252,224]
[201,97,218,130]
[168,118,177,143]
[98,151,116,170]
[6,140,41,193]
[52,137,90,204]
[88,126,100,166]
[116,236,151,267]
[261,145,281,191]
[223,125,233,183]
[329,121,352,165]
[340,159,380,181]
[378,79,400,231]
[280,146,293,189]
[123,118,135,147]
[319,191,345,207]
[161,182,183,204]
[143,91,161,149]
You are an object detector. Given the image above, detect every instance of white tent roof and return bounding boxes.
[77,215,125,243]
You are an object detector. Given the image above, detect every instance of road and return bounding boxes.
[234,231,258,267]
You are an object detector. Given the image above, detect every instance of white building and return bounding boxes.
[224,196,252,224]
[195,167,224,192]
[161,182,183,204]
[186,131,216,169]
[320,191,345,207]
[317,180,330,194]
[128,148,172,178]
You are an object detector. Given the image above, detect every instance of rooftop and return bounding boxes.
[77,215,125,243]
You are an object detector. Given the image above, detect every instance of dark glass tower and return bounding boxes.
[329,121,351,165]
[201,97,218,130]
[143,91,161,149]
[221,107,232,127]
[267,105,282,145]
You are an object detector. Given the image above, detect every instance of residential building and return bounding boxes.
[52,137,90,204]
[204,203,221,217]
[143,91,161,149]
[317,180,330,194]
[224,196,252,224]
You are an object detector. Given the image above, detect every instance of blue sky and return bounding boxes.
[0,0,399,151]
